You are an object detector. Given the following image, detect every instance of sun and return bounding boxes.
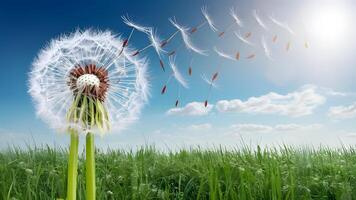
[304,3,351,48]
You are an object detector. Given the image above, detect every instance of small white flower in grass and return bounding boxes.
[29,30,149,134]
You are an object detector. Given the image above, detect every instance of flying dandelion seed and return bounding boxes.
[214,46,235,61]
[203,71,220,107]
[245,32,252,38]
[286,41,291,51]
[168,56,188,88]
[169,17,208,56]
[269,15,295,35]
[201,6,218,32]
[253,9,268,31]
[261,35,273,60]
[29,30,149,199]
[123,16,165,71]
[216,7,244,38]
[230,7,243,28]
[235,31,254,46]
[201,74,218,88]
[161,56,188,107]
[188,59,193,76]
[272,35,278,43]
[246,53,256,59]
[236,51,241,60]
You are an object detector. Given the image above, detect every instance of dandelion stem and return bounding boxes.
[86,132,96,200]
[67,130,79,200]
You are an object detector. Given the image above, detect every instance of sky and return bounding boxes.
[1,0,356,150]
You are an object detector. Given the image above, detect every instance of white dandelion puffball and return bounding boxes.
[29,30,149,134]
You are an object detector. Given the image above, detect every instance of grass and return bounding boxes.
[1,145,356,200]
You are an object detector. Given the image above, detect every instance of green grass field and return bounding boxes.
[1,146,356,200]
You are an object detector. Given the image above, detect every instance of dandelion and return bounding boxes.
[29,30,149,200]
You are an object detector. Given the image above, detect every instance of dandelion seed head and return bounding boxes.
[76,74,100,88]
[29,30,149,134]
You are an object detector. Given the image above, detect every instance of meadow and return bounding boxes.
[1,146,356,200]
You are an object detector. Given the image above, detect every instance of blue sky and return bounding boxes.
[1,0,356,150]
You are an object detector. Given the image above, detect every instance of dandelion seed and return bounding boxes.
[160,40,168,48]
[160,59,165,72]
[246,53,256,59]
[132,50,140,56]
[188,67,192,76]
[204,100,208,107]
[168,56,188,88]
[269,15,295,35]
[167,50,176,56]
[214,46,235,61]
[201,74,217,88]
[212,72,219,81]
[169,17,207,55]
[236,51,240,60]
[175,100,179,107]
[218,32,225,37]
[123,16,165,70]
[272,35,278,43]
[201,6,218,32]
[230,7,243,27]
[261,35,273,60]
[253,9,268,31]
[161,85,167,94]
[305,41,309,48]
[234,31,254,46]
[245,32,252,38]
[190,27,198,33]
[286,41,291,51]
[122,15,151,34]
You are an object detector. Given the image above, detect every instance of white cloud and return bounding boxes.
[186,123,212,131]
[231,124,273,133]
[231,123,323,133]
[345,133,356,138]
[321,87,347,97]
[216,85,326,117]
[328,102,356,119]
[166,102,213,116]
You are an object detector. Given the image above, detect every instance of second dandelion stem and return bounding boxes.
[67,130,79,200]
[86,132,96,200]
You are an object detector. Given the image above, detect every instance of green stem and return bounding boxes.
[86,133,96,200]
[67,130,79,200]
